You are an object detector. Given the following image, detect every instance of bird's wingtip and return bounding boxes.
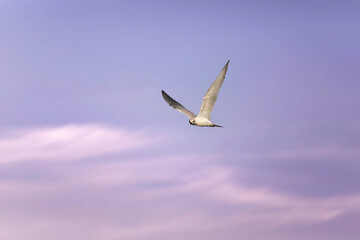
[161,90,168,98]
[222,60,230,70]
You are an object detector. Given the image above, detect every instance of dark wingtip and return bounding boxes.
[223,60,230,70]
[161,90,171,102]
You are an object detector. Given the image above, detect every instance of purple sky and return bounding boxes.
[1,1,360,239]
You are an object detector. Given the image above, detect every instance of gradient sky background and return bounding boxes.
[1,0,360,239]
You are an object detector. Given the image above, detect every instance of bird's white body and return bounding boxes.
[162,60,229,128]
[192,117,213,127]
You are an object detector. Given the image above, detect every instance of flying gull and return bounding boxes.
[162,60,229,127]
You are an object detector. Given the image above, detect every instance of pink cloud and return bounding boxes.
[179,167,360,226]
[0,124,161,164]
[0,125,359,240]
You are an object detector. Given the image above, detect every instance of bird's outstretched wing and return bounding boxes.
[161,90,196,119]
[197,60,229,120]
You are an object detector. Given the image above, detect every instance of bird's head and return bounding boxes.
[189,119,195,125]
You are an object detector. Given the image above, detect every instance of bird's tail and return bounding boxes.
[212,124,223,128]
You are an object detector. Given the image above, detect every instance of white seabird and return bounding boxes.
[162,60,229,127]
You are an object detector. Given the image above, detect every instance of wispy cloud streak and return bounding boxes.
[0,124,159,164]
[0,125,359,240]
